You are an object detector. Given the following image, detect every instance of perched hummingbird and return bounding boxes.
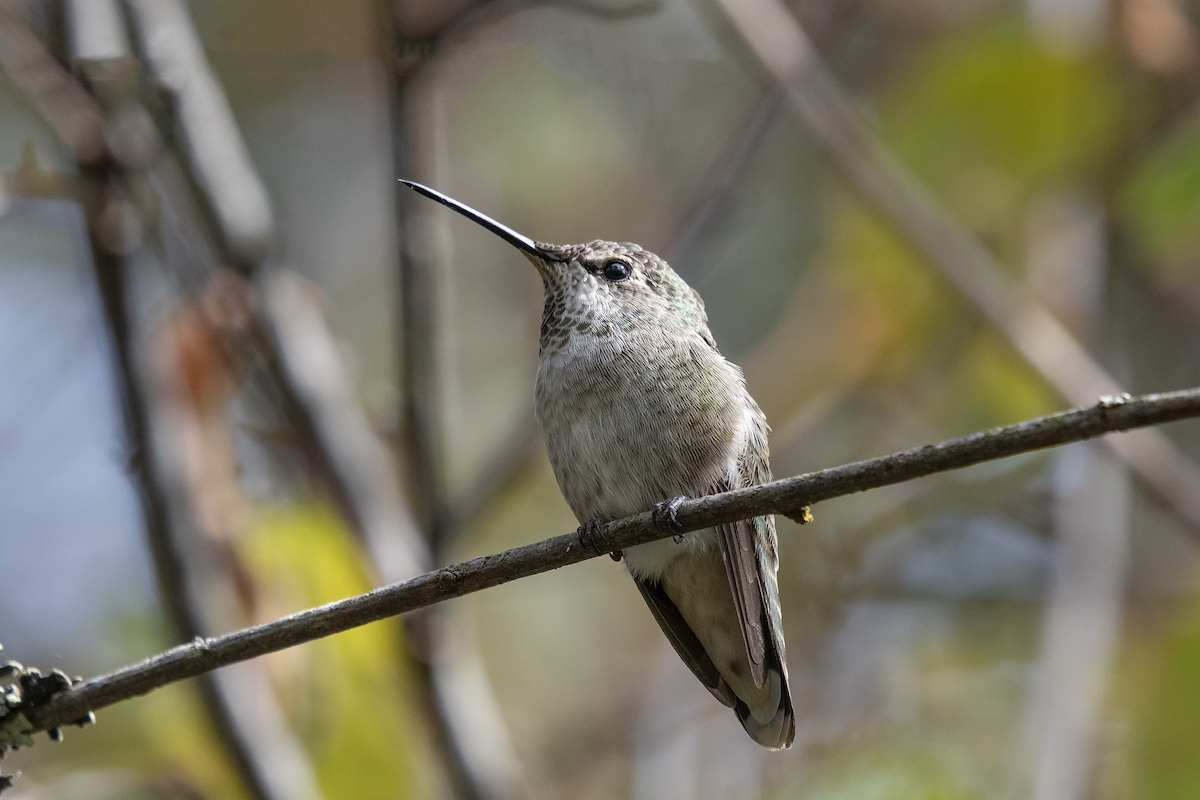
[401,181,795,749]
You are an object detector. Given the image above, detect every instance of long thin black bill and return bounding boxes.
[399,180,565,262]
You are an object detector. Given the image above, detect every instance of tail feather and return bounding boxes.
[735,669,794,749]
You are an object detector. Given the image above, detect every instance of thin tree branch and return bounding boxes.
[391,110,538,800]
[0,0,106,162]
[667,85,786,267]
[14,386,1200,736]
[56,3,327,796]
[667,0,864,268]
[440,416,543,536]
[124,0,273,268]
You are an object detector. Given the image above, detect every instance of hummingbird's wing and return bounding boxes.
[715,406,786,692]
[716,517,771,688]
[634,577,737,708]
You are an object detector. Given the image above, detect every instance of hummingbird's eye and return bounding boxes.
[602,259,631,282]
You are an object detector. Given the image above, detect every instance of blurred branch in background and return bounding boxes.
[667,85,786,267]
[15,384,1200,739]
[1026,441,1129,800]
[263,265,524,800]
[0,1,104,164]
[130,0,520,795]
[264,272,430,585]
[384,3,533,798]
[668,0,864,270]
[58,1,325,798]
[125,0,273,268]
[4,0,519,796]
[1022,192,1129,800]
[711,0,1200,535]
[708,5,1200,797]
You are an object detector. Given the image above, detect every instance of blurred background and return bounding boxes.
[2,0,1200,797]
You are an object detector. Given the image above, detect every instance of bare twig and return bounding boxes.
[44,3,328,798]
[124,0,273,268]
[667,0,863,268]
[1023,196,1128,800]
[1026,442,1129,800]
[386,11,527,797]
[711,0,1200,531]
[440,416,543,536]
[17,386,1200,735]
[262,271,431,584]
[667,85,786,267]
[7,2,508,797]
[541,0,664,20]
[0,0,105,161]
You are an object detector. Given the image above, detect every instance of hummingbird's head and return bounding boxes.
[400,181,711,354]
[522,240,709,353]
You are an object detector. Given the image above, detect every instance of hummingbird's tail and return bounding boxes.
[632,556,796,749]
[733,667,795,749]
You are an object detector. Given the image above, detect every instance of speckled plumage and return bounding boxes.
[400,182,794,749]
[528,241,794,749]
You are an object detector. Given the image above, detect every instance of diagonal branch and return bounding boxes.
[15,386,1200,736]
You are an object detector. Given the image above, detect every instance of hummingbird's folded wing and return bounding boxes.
[715,405,783,691]
[634,577,737,708]
[717,517,769,688]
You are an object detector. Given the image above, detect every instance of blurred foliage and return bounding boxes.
[134,682,251,800]
[880,20,1127,198]
[1128,596,1200,800]
[777,743,988,800]
[1120,107,1200,282]
[240,506,430,798]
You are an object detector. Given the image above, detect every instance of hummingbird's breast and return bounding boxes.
[534,325,751,535]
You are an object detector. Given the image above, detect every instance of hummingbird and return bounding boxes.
[401,181,795,749]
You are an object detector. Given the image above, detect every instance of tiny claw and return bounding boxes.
[578,519,621,560]
[578,519,602,554]
[653,496,687,537]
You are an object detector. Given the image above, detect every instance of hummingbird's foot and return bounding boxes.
[578,519,622,561]
[653,496,688,542]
